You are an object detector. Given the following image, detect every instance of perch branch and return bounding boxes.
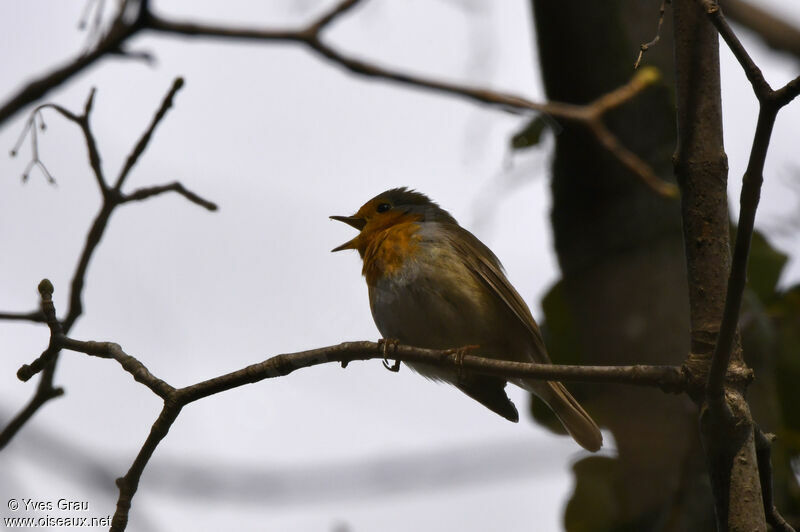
[13,276,692,529]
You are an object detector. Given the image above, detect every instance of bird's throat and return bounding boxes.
[361,220,422,285]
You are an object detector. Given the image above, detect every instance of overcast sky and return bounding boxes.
[1,1,799,531]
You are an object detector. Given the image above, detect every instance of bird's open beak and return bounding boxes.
[330,215,366,252]
[330,215,366,230]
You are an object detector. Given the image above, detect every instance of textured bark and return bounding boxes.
[672,0,765,529]
[530,1,714,529]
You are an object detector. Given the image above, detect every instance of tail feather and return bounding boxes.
[457,375,520,423]
[517,379,602,452]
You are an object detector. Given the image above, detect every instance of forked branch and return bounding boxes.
[1,0,676,197]
[694,0,800,409]
[0,78,216,449]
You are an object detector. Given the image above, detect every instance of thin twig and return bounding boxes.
[773,75,800,107]
[697,0,771,98]
[1,0,674,197]
[58,338,175,399]
[15,281,64,381]
[755,429,797,532]
[695,0,800,408]
[0,384,64,451]
[17,95,108,193]
[0,282,65,450]
[304,0,363,36]
[109,47,156,65]
[152,12,674,196]
[724,0,800,62]
[588,119,678,197]
[114,77,185,190]
[111,403,181,532]
[706,104,778,407]
[0,310,45,322]
[10,109,56,184]
[0,79,216,450]
[634,0,670,69]
[121,182,218,210]
[0,0,145,125]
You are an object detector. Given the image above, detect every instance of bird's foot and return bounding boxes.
[378,338,401,372]
[449,344,480,383]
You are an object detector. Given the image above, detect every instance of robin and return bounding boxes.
[331,187,602,452]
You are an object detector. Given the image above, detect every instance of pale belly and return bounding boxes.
[367,246,514,382]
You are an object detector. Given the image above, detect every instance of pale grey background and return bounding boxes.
[1,1,799,531]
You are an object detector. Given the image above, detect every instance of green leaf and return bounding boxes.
[564,456,621,532]
[511,115,548,150]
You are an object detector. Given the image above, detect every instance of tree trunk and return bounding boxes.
[530,1,715,529]
[672,0,765,529]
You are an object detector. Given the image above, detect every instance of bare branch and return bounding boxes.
[109,47,157,65]
[0,284,65,450]
[114,77,185,190]
[59,337,175,399]
[0,384,63,451]
[112,403,180,532]
[774,75,800,107]
[304,0,364,36]
[634,0,670,69]
[697,0,772,98]
[0,5,144,126]
[755,429,798,532]
[150,13,675,196]
[45,328,693,402]
[121,182,218,211]
[15,280,64,382]
[706,104,778,406]
[11,276,692,529]
[0,310,45,322]
[0,1,674,197]
[1,79,215,449]
[10,109,56,184]
[724,0,800,62]
[13,97,108,192]
[676,3,800,527]
[693,0,800,408]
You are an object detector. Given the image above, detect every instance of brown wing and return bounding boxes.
[443,223,603,451]
[442,223,551,363]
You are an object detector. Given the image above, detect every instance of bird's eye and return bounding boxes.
[376,203,391,213]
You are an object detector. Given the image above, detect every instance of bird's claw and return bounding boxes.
[379,338,401,372]
[450,344,480,383]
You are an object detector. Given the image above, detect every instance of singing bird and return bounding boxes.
[331,188,602,451]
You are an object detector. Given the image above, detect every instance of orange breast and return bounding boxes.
[361,221,422,285]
